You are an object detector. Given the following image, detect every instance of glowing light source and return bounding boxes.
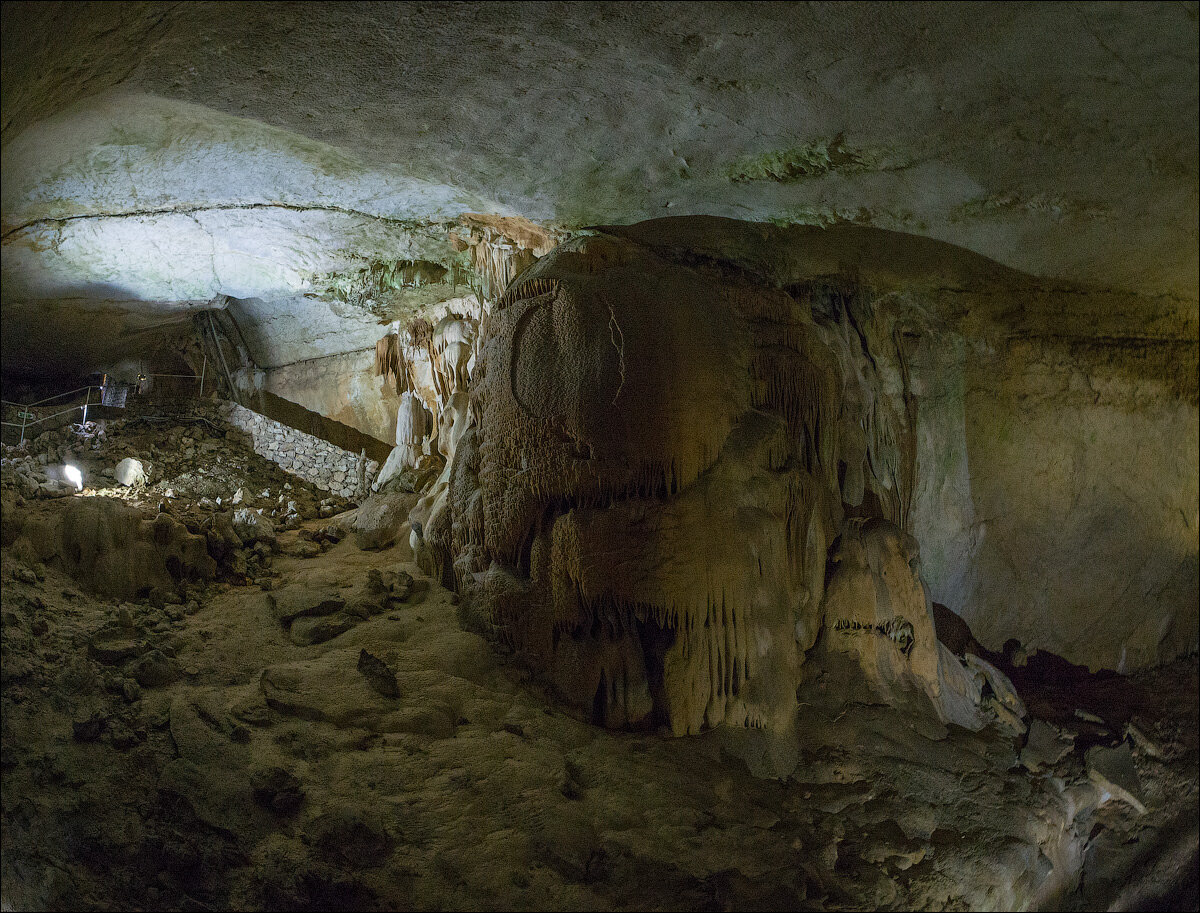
[63,464,83,491]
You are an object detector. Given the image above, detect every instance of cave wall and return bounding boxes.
[911,333,1199,672]
[262,348,398,447]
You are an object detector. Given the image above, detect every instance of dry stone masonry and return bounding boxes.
[210,402,379,500]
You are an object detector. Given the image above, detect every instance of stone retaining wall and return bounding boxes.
[206,401,381,500]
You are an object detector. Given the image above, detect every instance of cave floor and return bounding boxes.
[2,489,1197,911]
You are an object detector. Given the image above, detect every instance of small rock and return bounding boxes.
[250,765,305,813]
[1125,722,1164,759]
[108,721,139,750]
[391,571,415,602]
[232,508,276,545]
[114,457,147,487]
[231,693,272,727]
[88,633,143,665]
[1087,743,1147,814]
[306,806,392,866]
[290,614,358,646]
[288,540,321,559]
[1019,719,1074,771]
[269,588,346,625]
[132,649,177,688]
[122,679,142,702]
[357,649,400,698]
[558,770,585,801]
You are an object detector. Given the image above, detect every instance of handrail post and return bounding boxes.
[81,386,90,426]
[19,409,27,445]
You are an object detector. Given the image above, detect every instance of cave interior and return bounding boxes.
[1,2,1198,911]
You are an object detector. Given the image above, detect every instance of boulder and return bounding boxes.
[268,587,346,625]
[352,489,419,551]
[250,765,305,813]
[233,508,276,546]
[1020,719,1075,772]
[357,648,400,698]
[1087,744,1148,814]
[114,457,147,487]
[132,649,178,688]
[290,614,359,646]
[286,540,321,559]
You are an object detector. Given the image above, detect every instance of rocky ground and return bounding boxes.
[1,420,1197,911]
[1,413,353,524]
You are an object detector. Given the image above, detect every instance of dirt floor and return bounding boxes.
[1,419,1196,911]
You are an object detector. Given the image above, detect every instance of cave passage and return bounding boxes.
[1,3,1197,911]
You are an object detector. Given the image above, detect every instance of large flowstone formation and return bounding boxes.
[412,230,1015,743]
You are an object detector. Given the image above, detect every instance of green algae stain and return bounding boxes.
[725,134,902,184]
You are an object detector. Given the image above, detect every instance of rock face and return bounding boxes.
[9,497,215,600]
[911,334,1200,672]
[2,4,1195,381]
[606,218,1199,674]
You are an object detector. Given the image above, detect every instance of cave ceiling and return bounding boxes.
[1,1,1197,375]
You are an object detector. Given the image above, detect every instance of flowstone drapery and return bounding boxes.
[411,230,1021,749]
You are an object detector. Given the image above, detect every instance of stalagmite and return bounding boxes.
[370,391,430,492]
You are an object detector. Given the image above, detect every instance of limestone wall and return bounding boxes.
[207,401,380,500]
[262,347,399,445]
[910,333,1199,673]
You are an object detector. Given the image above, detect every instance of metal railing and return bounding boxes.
[1,386,100,444]
[0,368,214,445]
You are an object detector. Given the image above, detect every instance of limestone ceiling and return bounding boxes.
[1,1,1197,375]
